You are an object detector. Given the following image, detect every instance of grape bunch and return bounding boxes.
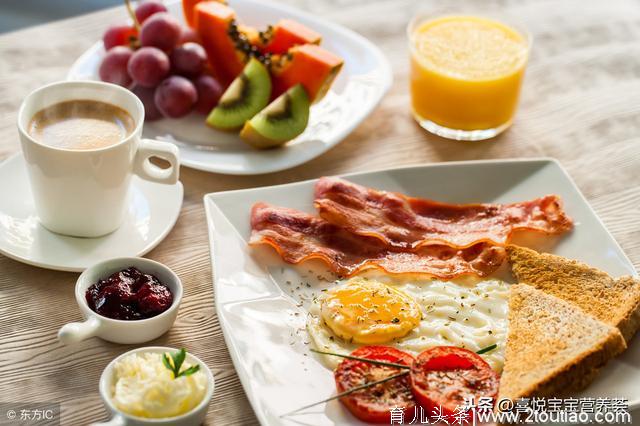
[98,0,223,120]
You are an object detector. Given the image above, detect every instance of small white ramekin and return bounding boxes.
[92,346,215,426]
[58,257,182,345]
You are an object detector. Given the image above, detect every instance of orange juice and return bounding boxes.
[409,15,529,140]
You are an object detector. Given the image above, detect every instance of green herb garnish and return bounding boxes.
[162,348,200,379]
[476,344,497,355]
[280,371,409,417]
[310,348,410,369]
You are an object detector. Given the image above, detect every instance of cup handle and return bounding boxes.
[90,414,126,426]
[58,316,101,345]
[133,139,180,185]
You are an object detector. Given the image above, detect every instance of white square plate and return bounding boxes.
[204,159,640,425]
[68,0,391,175]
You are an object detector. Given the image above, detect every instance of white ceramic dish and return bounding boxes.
[204,158,639,425]
[68,0,392,175]
[93,346,215,426]
[58,257,182,345]
[0,153,183,272]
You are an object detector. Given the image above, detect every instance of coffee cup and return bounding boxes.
[17,80,180,238]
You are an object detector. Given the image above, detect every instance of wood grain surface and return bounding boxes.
[1,0,639,425]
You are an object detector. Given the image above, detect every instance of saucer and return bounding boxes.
[0,153,183,272]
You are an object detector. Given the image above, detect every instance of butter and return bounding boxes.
[111,352,207,419]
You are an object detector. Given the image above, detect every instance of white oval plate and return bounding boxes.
[68,0,392,175]
[204,158,639,425]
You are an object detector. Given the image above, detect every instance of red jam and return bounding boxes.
[85,267,173,320]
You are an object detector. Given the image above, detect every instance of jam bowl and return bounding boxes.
[58,257,182,345]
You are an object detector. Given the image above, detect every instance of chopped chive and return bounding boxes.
[476,344,497,355]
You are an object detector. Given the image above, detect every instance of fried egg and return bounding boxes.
[320,278,422,344]
[307,276,509,372]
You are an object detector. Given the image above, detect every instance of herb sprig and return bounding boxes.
[311,344,498,367]
[310,348,410,369]
[284,344,500,417]
[280,371,409,417]
[162,348,200,379]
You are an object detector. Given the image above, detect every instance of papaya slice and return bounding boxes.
[183,0,228,27]
[183,0,204,27]
[259,19,321,55]
[194,1,252,87]
[271,44,343,102]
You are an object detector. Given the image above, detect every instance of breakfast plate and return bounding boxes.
[67,0,392,175]
[0,153,183,272]
[204,158,639,425]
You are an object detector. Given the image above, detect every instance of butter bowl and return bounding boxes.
[92,346,215,426]
[58,257,182,345]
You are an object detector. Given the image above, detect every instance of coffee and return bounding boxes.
[28,100,135,150]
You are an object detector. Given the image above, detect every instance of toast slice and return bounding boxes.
[506,245,640,342]
[498,284,626,400]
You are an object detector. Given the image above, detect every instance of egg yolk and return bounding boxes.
[320,278,422,344]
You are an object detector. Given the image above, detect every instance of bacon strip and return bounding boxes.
[250,203,506,279]
[314,177,573,250]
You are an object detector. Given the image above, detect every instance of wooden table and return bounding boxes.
[1,0,639,424]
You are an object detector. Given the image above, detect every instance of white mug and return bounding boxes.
[17,80,180,238]
[58,257,182,345]
[93,347,215,426]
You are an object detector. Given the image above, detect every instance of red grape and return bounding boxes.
[103,25,137,50]
[179,27,201,45]
[131,85,162,121]
[170,42,207,77]
[99,46,134,87]
[154,76,197,118]
[127,46,170,88]
[139,12,181,52]
[135,1,168,24]
[193,75,223,114]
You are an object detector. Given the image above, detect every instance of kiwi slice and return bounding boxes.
[240,84,310,148]
[207,58,271,130]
